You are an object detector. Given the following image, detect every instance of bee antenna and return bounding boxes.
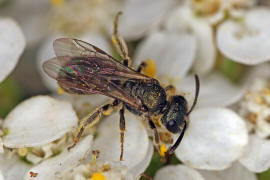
[187,74,200,116]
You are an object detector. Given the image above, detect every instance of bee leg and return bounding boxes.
[165,85,175,92]
[119,106,126,161]
[68,100,119,151]
[136,62,147,73]
[112,12,131,67]
[148,119,161,153]
[165,85,176,96]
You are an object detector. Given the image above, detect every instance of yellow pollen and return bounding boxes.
[58,86,65,94]
[91,173,107,180]
[103,108,113,116]
[17,148,28,157]
[111,36,117,46]
[50,0,64,6]
[160,144,167,157]
[142,59,156,78]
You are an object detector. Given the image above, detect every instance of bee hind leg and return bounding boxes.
[112,12,131,67]
[68,100,119,151]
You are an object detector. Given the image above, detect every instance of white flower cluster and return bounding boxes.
[1,0,270,180]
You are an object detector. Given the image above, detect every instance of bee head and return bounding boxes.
[161,96,188,134]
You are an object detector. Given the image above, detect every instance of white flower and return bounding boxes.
[0,152,31,180]
[165,6,216,75]
[236,75,270,172]
[0,95,152,179]
[93,112,153,177]
[0,0,50,45]
[199,162,257,180]
[49,0,123,35]
[134,29,248,170]
[0,18,25,83]
[154,164,205,180]
[37,32,111,92]
[2,96,78,148]
[24,135,93,180]
[118,0,176,40]
[134,31,196,79]
[175,108,248,170]
[217,8,270,65]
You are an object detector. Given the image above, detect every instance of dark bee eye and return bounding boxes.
[166,120,180,134]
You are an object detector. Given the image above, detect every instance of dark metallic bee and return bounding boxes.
[43,13,199,161]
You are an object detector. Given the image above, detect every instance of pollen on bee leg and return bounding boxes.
[160,144,168,157]
[58,86,65,94]
[50,0,64,6]
[102,107,113,116]
[142,59,156,78]
[91,172,107,180]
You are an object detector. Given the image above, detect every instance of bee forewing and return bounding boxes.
[42,56,71,79]
[53,38,108,58]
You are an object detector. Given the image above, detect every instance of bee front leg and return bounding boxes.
[136,62,147,73]
[148,118,161,154]
[112,12,131,67]
[68,100,119,151]
[119,105,126,161]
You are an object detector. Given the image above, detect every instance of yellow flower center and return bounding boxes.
[91,173,107,180]
[50,0,65,6]
[142,59,156,78]
[58,86,65,94]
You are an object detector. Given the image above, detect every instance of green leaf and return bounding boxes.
[258,169,270,180]
[219,57,246,83]
[0,77,24,118]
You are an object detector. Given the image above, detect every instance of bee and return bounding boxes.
[43,12,199,161]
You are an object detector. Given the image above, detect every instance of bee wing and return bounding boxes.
[53,38,152,81]
[43,55,144,110]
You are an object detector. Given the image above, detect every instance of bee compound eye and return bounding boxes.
[166,120,180,134]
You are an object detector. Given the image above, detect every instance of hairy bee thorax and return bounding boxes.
[123,80,167,115]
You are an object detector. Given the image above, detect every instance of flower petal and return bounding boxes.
[0,171,3,180]
[176,108,248,170]
[166,7,216,75]
[37,33,111,92]
[176,72,247,108]
[0,18,25,83]
[93,111,149,170]
[119,0,176,40]
[0,153,31,180]
[129,143,154,178]
[199,162,257,180]
[0,138,3,154]
[24,135,93,180]
[249,63,270,80]
[154,165,205,180]
[239,135,270,172]
[134,31,196,80]
[3,96,78,148]
[217,8,270,64]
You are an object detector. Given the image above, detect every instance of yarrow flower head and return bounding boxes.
[2,0,270,180]
[235,69,270,173]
